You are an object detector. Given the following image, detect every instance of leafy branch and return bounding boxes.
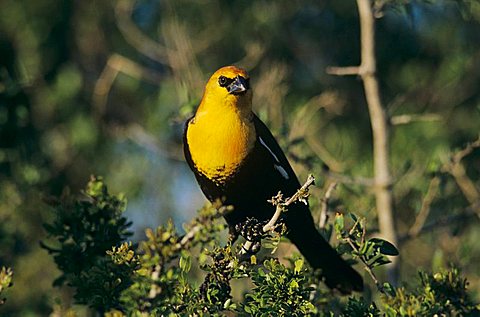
[0,267,13,306]
[334,213,398,295]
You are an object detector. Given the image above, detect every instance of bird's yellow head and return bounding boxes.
[198,66,252,114]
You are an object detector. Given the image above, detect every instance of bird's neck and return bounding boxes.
[187,105,256,182]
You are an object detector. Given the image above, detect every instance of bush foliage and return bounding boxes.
[38,177,479,316]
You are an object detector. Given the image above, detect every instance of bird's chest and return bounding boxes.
[187,113,256,183]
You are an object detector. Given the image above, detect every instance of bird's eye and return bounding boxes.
[218,76,229,87]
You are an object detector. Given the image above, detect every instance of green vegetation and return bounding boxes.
[40,178,478,316]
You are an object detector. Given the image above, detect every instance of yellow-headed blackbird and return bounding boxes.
[183,66,363,293]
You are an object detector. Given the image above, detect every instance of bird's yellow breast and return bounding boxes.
[187,108,256,182]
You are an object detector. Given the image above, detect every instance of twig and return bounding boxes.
[115,0,169,64]
[408,176,440,238]
[264,174,315,231]
[93,54,162,119]
[239,175,316,255]
[344,218,385,293]
[346,238,384,293]
[399,204,479,243]
[175,205,230,250]
[452,136,480,163]
[443,136,480,209]
[306,137,346,173]
[390,113,442,125]
[148,264,162,298]
[326,66,361,76]
[319,182,337,229]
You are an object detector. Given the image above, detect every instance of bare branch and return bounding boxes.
[176,205,230,249]
[401,137,480,242]
[408,176,441,238]
[328,0,398,282]
[93,54,162,119]
[356,0,398,282]
[326,66,361,76]
[115,0,169,64]
[390,113,442,125]
[452,136,480,164]
[265,174,316,231]
[443,136,480,208]
[400,204,479,243]
[319,182,337,229]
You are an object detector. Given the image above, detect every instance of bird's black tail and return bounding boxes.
[286,211,364,294]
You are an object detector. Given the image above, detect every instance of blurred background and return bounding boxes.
[1,0,479,315]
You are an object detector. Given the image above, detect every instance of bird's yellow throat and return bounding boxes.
[186,106,256,182]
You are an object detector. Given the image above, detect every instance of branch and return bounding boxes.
[326,66,361,76]
[443,136,480,209]
[345,218,385,293]
[408,176,440,238]
[328,0,398,282]
[399,204,479,243]
[401,137,480,242]
[176,205,230,250]
[319,182,337,229]
[346,238,383,292]
[239,175,316,255]
[452,136,480,163]
[115,0,169,64]
[93,54,162,119]
[390,113,442,125]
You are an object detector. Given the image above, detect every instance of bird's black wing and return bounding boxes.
[183,116,195,173]
[252,114,301,192]
[253,113,364,293]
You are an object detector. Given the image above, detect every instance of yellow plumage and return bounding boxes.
[186,66,256,182]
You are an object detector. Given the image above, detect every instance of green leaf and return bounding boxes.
[369,238,399,256]
[382,282,396,297]
[349,213,358,222]
[334,213,345,235]
[179,254,191,272]
[294,259,304,274]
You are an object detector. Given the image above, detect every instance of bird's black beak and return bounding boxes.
[227,75,249,95]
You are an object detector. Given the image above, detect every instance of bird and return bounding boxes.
[183,65,363,293]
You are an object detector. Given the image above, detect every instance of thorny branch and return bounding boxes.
[239,175,316,256]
